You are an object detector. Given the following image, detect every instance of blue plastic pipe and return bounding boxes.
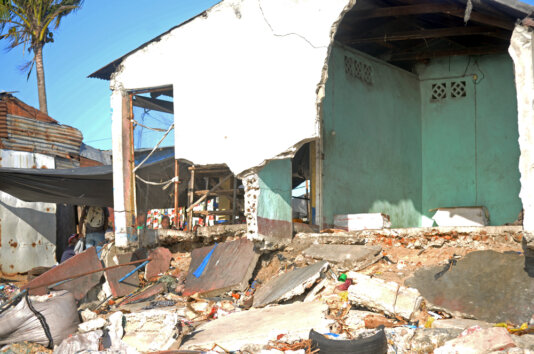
[119,260,150,283]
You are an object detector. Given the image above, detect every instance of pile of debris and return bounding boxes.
[1,226,534,353]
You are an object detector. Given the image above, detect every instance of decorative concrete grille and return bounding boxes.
[431,82,447,100]
[451,81,467,98]
[344,55,373,84]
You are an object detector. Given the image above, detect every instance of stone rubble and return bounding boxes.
[2,227,534,353]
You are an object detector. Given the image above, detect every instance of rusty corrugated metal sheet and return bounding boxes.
[0,114,83,159]
[2,93,57,123]
[0,100,7,139]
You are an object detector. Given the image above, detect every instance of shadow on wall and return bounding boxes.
[0,198,56,244]
[368,199,422,228]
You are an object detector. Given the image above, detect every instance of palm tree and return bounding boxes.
[0,0,83,114]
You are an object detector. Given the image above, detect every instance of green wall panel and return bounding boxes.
[322,46,521,227]
[322,44,423,228]
[418,55,521,225]
[258,158,292,223]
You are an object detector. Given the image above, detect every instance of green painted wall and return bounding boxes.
[417,55,521,225]
[258,158,292,223]
[322,44,423,228]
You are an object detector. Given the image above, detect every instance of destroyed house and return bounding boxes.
[0,93,108,273]
[89,0,534,248]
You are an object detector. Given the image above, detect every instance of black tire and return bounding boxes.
[309,325,388,354]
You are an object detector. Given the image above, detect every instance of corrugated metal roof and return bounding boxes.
[0,92,57,123]
[80,143,112,165]
[0,114,83,159]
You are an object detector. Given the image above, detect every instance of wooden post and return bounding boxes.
[306,179,312,224]
[129,95,136,219]
[187,167,195,230]
[174,159,179,228]
[111,89,136,248]
[231,176,237,224]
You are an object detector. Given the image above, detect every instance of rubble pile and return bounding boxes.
[1,226,533,353]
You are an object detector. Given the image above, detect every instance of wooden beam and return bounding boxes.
[186,174,233,213]
[346,4,458,19]
[342,4,514,31]
[193,210,234,216]
[387,45,508,62]
[194,189,243,196]
[347,26,508,44]
[448,10,515,31]
[132,95,173,114]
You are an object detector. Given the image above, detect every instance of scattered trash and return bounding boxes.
[364,314,396,329]
[335,279,352,291]
[0,224,529,352]
[142,300,176,310]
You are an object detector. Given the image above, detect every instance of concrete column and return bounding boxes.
[110,87,136,248]
[509,25,534,239]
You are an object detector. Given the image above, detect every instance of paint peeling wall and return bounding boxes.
[110,0,354,175]
[509,25,534,235]
[0,150,57,273]
[256,159,293,244]
[243,173,259,239]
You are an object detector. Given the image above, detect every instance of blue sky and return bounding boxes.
[0,0,219,150]
[1,0,534,151]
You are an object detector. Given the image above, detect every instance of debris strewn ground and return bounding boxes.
[1,225,533,353]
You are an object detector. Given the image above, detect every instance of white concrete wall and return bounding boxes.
[0,150,57,273]
[110,0,354,175]
[509,25,534,238]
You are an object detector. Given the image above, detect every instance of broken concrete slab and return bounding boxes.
[410,328,462,353]
[145,247,172,280]
[348,273,398,315]
[303,244,382,269]
[78,317,106,333]
[513,334,534,350]
[181,301,330,351]
[183,238,259,297]
[432,207,489,227]
[432,319,494,330]
[395,286,423,320]
[196,224,247,239]
[253,261,329,308]
[405,250,534,324]
[334,213,391,231]
[347,272,422,321]
[122,309,179,352]
[22,247,103,300]
[157,229,195,245]
[434,327,516,353]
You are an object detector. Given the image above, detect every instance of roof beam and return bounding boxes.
[346,4,459,19]
[343,4,515,31]
[455,11,515,31]
[387,45,508,62]
[346,26,509,44]
[132,95,173,114]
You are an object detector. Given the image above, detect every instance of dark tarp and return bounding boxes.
[0,148,192,211]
